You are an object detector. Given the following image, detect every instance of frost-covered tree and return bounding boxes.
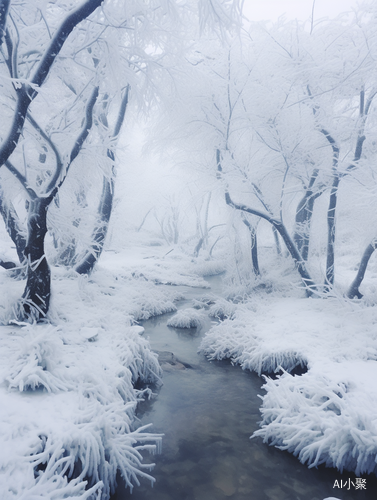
[0,0,242,321]
[156,10,377,296]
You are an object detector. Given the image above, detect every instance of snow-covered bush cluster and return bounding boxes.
[0,261,186,499]
[208,298,237,321]
[254,368,377,475]
[167,308,207,328]
[200,293,377,476]
[0,323,162,499]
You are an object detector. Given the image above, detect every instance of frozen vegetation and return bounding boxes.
[167,308,207,328]
[0,235,226,499]
[0,242,211,499]
[200,282,377,476]
[2,0,377,498]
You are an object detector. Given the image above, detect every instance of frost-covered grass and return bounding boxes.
[167,308,207,328]
[200,291,377,476]
[0,246,204,500]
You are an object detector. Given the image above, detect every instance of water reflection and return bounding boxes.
[112,281,377,500]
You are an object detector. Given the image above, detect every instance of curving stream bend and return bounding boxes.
[112,277,377,500]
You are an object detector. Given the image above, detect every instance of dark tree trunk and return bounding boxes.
[347,240,377,299]
[75,175,114,275]
[242,216,260,275]
[75,87,129,275]
[251,227,260,276]
[318,128,339,288]
[325,175,340,286]
[293,170,320,261]
[294,196,314,261]
[273,220,315,292]
[21,196,53,320]
[272,226,281,256]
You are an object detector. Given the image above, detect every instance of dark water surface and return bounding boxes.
[112,278,377,500]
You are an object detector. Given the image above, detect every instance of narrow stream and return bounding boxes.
[112,277,377,500]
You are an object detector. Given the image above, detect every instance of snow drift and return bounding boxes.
[167,308,207,328]
[200,294,377,476]
[0,262,185,499]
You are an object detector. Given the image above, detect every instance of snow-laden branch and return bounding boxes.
[0,0,10,44]
[48,85,100,195]
[0,0,103,171]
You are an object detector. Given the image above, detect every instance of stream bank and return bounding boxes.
[112,278,377,500]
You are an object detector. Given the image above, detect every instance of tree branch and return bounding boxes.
[0,0,103,171]
[113,85,130,138]
[0,0,10,44]
[225,191,316,293]
[26,112,63,193]
[48,85,99,195]
[5,160,37,199]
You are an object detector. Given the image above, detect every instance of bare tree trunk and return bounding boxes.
[325,174,340,286]
[225,192,316,293]
[272,226,281,256]
[75,175,114,275]
[242,216,260,276]
[20,196,52,320]
[216,148,315,293]
[293,169,321,261]
[75,86,129,275]
[347,240,377,299]
[250,227,260,276]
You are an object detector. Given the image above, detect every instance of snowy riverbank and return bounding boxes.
[1,237,377,498]
[0,243,221,499]
[200,290,377,477]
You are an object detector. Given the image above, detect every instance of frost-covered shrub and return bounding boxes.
[192,294,217,309]
[167,308,207,328]
[6,325,69,392]
[208,299,236,320]
[0,320,162,500]
[253,371,377,476]
[200,318,307,374]
[131,298,177,321]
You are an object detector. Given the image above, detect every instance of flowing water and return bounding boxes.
[112,277,377,500]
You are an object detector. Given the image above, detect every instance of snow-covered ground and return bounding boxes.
[0,240,222,500]
[200,284,377,477]
[1,231,377,498]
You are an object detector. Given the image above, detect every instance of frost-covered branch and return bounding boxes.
[49,85,99,195]
[75,85,130,275]
[0,0,103,170]
[0,0,10,44]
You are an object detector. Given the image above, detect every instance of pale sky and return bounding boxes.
[243,0,360,22]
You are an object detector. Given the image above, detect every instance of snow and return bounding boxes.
[167,308,207,328]
[200,291,377,476]
[2,231,377,497]
[0,246,191,499]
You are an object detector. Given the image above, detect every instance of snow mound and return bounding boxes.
[200,317,307,374]
[200,295,377,476]
[0,264,172,499]
[190,259,226,277]
[208,299,237,320]
[253,367,377,475]
[0,322,163,500]
[167,308,207,328]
